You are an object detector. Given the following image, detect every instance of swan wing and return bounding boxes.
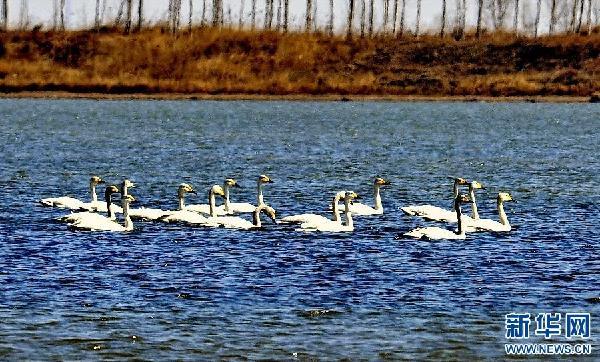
[129,208,172,221]
[403,226,465,240]
[401,204,458,223]
[212,216,254,229]
[39,196,87,210]
[346,202,382,216]
[81,201,123,214]
[227,202,256,213]
[160,210,216,225]
[299,220,351,232]
[280,213,331,224]
[185,204,227,216]
[68,214,126,232]
[463,218,510,232]
[58,211,104,223]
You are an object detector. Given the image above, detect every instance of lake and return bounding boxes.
[0,99,598,359]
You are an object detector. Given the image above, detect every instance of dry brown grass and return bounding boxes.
[0,27,599,96]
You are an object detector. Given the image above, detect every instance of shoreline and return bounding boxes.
[0,91,594,103]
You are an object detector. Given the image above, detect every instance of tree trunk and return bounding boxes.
[201,0,206,26]
[570,0,579,32]
[251,0,256,29]
[400,0,406,36]
[306,0,312,32]
[441,0,447,37]
[368,0,374,36]
[577,0,585,32]
[348,0,355,37]
[415,0,421,36]
[265,0,272,29]
[534,0,541,37]
[586,0,592,34]
[329,0,334,35]
[239,0,245,29]
[383,0,389,31]
[392,0,398,34]
[276,0,282,30]
[284,0,289,32]
[513,0,519,33]
[188,0,193,32]
[137,0,143,31]
[549,0,556,34]
[95,0,101,30]
[360,0,366,36]
[476,0,483,37]
[60,0,65,30]
[125,0,133,33]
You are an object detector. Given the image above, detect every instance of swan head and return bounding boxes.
[448,176,469,185]
[470,180,485,190]
[90,176,105,185]
[455,193,474,205]
[261,205,277,222]
[374,177,391,186]
[178,183,196,197]
[224,178,241,188]
[211,185,225,197]
[259,175,274,184]
[104,185,120,198]
[120,179,135,192]
[344,191,360,204]
[498,192,514,202]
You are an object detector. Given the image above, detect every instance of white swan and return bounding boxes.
[84,179,133,213]
[40,175,105,210]
[59,185,120,224]
[403,194,473,240]
[210,204,277,230]
[129,183,196,221]
[160,185,223,226]
[341,177,390,216]
[463,192,515,232]
[280,191,344,224]
[401,178,480,223]
[226,174,274,213]
[184,178,239,216]
[299,191,359,232]
[69,194,136,232]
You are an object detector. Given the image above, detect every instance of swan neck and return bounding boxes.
[209,190,216,217]
[469,185,479,219]
[498,199,510,226]
[123,199,132,230]
[373,184,382,210]
[105,194,112,219]
[344,198,353,228]
[455,200,464,235]
[451,180,459,211]
[178,194,185,211]
[257,181,264,205]
[252,207,261,227]
[223,184,231,212]
[331,194,341,222]
[90,183,97,203]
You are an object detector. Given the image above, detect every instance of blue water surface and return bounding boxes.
[0,99,598,360]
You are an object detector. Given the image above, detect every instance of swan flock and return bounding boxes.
[40,174,515,239]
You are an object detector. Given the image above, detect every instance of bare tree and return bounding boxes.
[392,0,399,34]
[441,0,447,37]
[476,0,484,37]
[1,0,7,31]
[60,0,65,30]
[239,0,245,29]
[18,0,28,30]
[188,0,193,32]
[549,0,557,34]
[95,0,101,30]
[400,0,406,36]
[306,0,313,32]
[276,0,282,29]
[360,0,366,36]
[513,0,520,32]
[138,0,143,31]
[534,0,542,36]
[212,0,222,27]
[489,0,509,29]
[415,0,421,36]
[283,0,289,31]
[125,0,133,33]
[586,0,593,33]
[454,0,467,39]
[201,0,206,26]
[570,0,579,32]
[368,0,374,36]
[265,0,273,29]
[251,0,256,29]
[348,0,355,36]
[577,0,586,32]
[383,0,389,31]
[329,0,334,35]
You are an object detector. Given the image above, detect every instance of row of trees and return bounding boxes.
[0,0,598,38]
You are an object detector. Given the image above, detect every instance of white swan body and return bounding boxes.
[184,178,239,215]
[341,177,390,216]
[402,179,483,223]
[463,192,514,232]
[40,176,106,210]
[224,175,274,213]
[68,191,136,232]
[403,194,473,240]
[161,185,224,227]
[58,185,120,223]
[280,191,344,224]
[128,183,196,221]
[210,204,277,230]
[299,192,358,232]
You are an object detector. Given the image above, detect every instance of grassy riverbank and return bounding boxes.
[0,27,599,98]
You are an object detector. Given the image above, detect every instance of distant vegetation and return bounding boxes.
[0,0,598,97]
